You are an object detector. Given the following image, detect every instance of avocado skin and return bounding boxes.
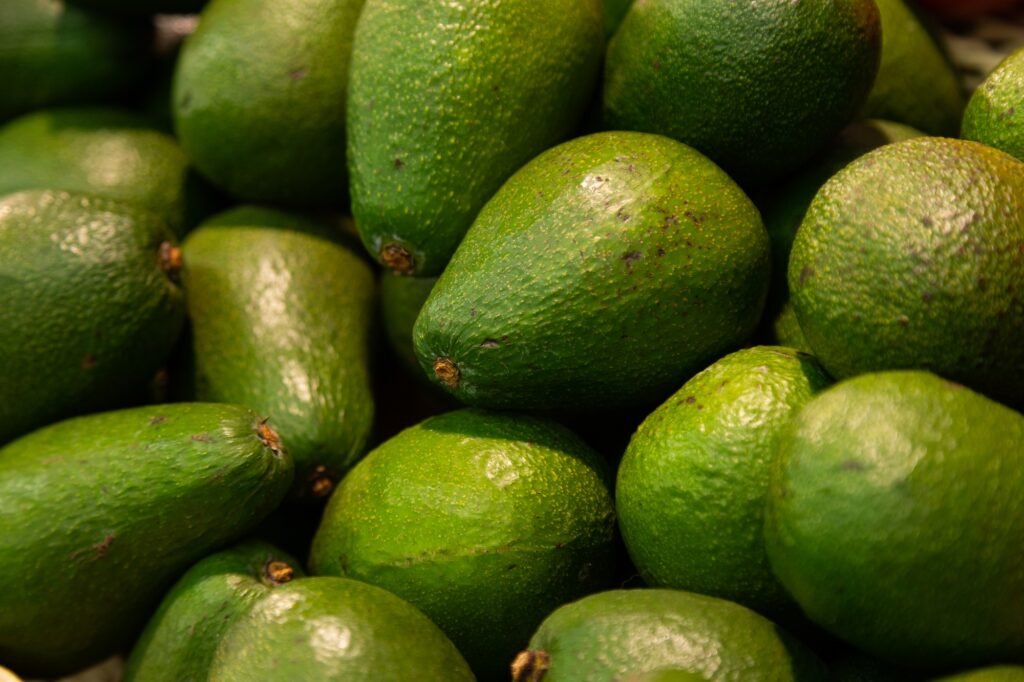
[963,47,1024,164]
[0,107,213,237]
[0,403,294,677]
[764,371,1024,669]
[172,0,364,207]
[348,0,603,275]
[0,0,150,122]
[183,207,375,500]
[414,131,770,412]
[603,0,880,186]
[520,589,827,681]
[603,0,633,37]
[788,137,1024,408]
[0,189,185,446]
[124,541,305,682]
[205,577,475,681]
[380,272,437,374]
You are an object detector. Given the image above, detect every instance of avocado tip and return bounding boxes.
[433,357,460,389]
[380,243,415,273]
[159,241,183,280]
[257,419,283,457]
[264,560,295,585]
[309,466,335,498]
[511,650,549,682]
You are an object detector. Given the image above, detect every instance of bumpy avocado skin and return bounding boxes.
[348,0,604,275]
[788,137,1024,408]
[183,207,375,500]
[205,577,475,681]
[963,47,1024,164]
[124,541,305,682]
[0,190,186,445]
[765,371,1024,670]
[0,0,150,121]
[0,403,294,677]
[414,131,770,412]
[518,589,827,681]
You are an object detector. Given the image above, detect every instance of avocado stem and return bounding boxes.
[159,242,183,280]
[264,560,295,585]
[257,420,283,457]
[433,357,460,389]
[380,243,415,273]
[511,650,550,682]
[309,466,335,498]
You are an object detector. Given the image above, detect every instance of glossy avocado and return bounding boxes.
[0,403,293,676]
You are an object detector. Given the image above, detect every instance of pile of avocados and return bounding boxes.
[2,0,1024,680]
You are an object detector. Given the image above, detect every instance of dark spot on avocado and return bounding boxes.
[922,291,935,304]
[191,433,212,443]
[149,415,167,426]
[656,247,666,257]
[686,396,696,404]
[480,339,500,349]
[799,266,815,285]
[71,534,116,561]
[82,353,97,370]
[179,91,192,109]
[288,68,306,81]
[921,216,934,228]
[840,459,865,471]
[393,158,405,170]
[505,564,517,571]
[623,251,642,267]
[616,209,631,222]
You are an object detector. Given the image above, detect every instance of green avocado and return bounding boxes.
[173,0,364,206]
[0,0,150,122]
[66,0,206,14]
[0,190,185,445]
[380,272,438,374]
[413,131,769,412]
[512,589,827,681]
[788,137,1024,408]
[205,577,475,681]
[935,668,1024,682]
[764,371,1024,669]
[124,541,305,682]
[963,47,1024,164]
[603,0,633,37]
[0,403,293,677]
[183,207,375,500]
[0,107,213,237]
[309,408,616,681]
[348,0,604,275]
[616,347,831,618]
[603,0,881,185]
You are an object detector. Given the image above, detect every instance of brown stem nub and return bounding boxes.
[433,357,460,389]
[309,466,335,498]
[511,650,550,682]
[264,560,295,585]
[257,420,283,457]
[159,241,183,280]
[380,243,415,274]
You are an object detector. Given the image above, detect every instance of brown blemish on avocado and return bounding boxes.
[159,242,183,281]
[393,158,405,170]
[480,339,500,349]
[264,560,295,585]
[150,415,167,426]
[288,68,306,81]
[511,650,550,682]
[310,465,335,497]
[71,534,116,561]
[381,243,414,273]
[434,357,460,389]
[190,433,212,443]
[257,419,284,457]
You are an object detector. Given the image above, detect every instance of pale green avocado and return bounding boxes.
[963,47,1024,164]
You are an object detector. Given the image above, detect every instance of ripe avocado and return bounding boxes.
[0,0,150,121]
[205,577,475,681]
[963,47,1024,164]
[124,541,305,682]
[617,347,831,618]
[512,589,827,681]
[348,0,604,275]
[413,131,770,411]
[380,271,438,375]
[183,207,375,500]
[0,403,293,676]
[788,137,1024,408]
[173,0,364,206]
[764,371,1024,669]
[309,408,616,681]
[0,190,186,445]
[603,0,881,185]
[0,107,213,236]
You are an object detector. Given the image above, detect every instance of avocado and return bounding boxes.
[936,668,1024,682]
[864,0,965,136]
[348,0,604,275]
[124,541,304,682]
[617,347,831,618]
[788,137,1024,408]
[603,0,881,186]
[512,589,827,681]
[66,0,206,14]
[413,131,770,412]
[172,0,363,206]
[309,408,615,680]
[183,207,375,500]
[771,303,811,354]
[0,403,293,677]
[963,47,1024,164]
[0,107,213,237]
[603,0,632,38]
[0,0,151,122]
[618,673,708,682]
[764,371,1024,669]
[205,577,475,681]
[0,190,185,446]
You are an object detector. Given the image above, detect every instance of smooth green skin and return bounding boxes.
[124,541,306,682]
[184,207,375,500]
[67,0,206,14]
[206,577,475,681]
[0,190,185,446]
[617,347,831,618]
[936,668,1024,681]
[764,371,1024,670]
[380,272,437,374]
[0,0,150,122]
[310,408,615,681]
[604,0,633,37]
[963,47,1024,164]
[788,137,1024,409]
[348,0,604,275]
[603,0,881,186]
[520,589,827,682]
[864,0,964,136]
[0,403,293,677]
[173,0,364,206]
[0,107,212,237]
[414,131,770,412]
